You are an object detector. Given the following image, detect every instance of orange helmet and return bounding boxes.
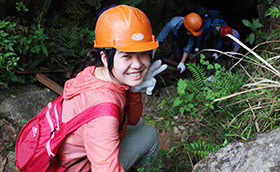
[94,5,158,52]
[183,13,203,37]
[221,26,233,44]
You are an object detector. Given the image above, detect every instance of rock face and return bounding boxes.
[0,85,59,171]
[0,85,58,128]
[193,128,280,172]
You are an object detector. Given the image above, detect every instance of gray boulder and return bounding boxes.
[193,128,280,172]
[0,85,59,171]
[0,85,58,129]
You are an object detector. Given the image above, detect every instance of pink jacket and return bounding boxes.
[57,66,142,171]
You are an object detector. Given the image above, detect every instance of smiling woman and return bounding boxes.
[54,5,167,172]
[95,50,151,87]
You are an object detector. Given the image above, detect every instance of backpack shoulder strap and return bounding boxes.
[64,102,120,134]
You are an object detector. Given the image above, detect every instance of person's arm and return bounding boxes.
[84,116,124,172]
[181,36,194,63]
[232,41,240,52]
[196,35,202,50]
[177,53,188,73]
[232,29,240,52]
[152,21,173,59]
[177,36,195,73]
[180,52,189,64]
[156,19,175,45]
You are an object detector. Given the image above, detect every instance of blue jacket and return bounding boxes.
[156,17,195,54]
[231,28,240,52]
[196,18,228,50]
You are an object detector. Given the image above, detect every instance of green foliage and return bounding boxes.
[84,0,102,9]
[183,140,221,160]
[120,0,144,6]
[0,0,99,86]
[48,25,94,68]
[265,6,280,18]
[172,54,245,117]
[42,0,53,13]
[0,20,24,86]
[186,62,207,89]
[173,89,196,116]
[8,16,49,70]
[242,18,267,45]
[223,117,253,141]
[266,0,274,4]
[16,2,29,12]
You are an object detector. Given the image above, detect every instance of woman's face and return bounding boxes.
[111,49,151,87]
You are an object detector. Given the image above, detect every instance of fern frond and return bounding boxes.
[187,63,207,89]
[26,55,47,70]
[184,79,201,95]
[43,0,52,13]
[265,6,280,18]
[184,140,221,159]
[84,0,102,8]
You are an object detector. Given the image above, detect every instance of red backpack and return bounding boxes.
[15,95,120,171]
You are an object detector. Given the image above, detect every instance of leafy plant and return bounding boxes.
[16,2,29,12]
[172,54,244,117]
[120,0,144,6]
[265,6,280,18]
[48,25,94,68]
[187,62,208,90]
[0,20,24,86]
[183,140,221,160]
[173,89,197,116]
[214,32,280,141]
[242,18,267,44]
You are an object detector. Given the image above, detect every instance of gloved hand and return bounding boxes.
[212,53,219,60]
[177,62,186,73]
[195,48,199,52]
[129,60,167,95]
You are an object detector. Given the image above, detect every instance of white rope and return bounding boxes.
[226,34,280,77]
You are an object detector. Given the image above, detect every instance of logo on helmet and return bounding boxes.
[131,33,144,41]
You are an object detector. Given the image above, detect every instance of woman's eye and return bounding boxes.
[123,55,131,58]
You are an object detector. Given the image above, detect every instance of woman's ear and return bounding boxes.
[100,51,108,67]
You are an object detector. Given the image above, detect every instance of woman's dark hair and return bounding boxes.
[70,48,116,78]
[103,48,116,77]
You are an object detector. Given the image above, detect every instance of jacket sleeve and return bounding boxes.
[83,116,124,172]
[156,19,175,45]
[126,91,142,125]
[196,35,202,49]
[232,41,240,52]
[232,29,240,52]
[183,36,195,54]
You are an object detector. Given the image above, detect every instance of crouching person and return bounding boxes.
[57,5,167,171]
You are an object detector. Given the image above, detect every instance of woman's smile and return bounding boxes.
[111,50,150,86]
[127,71,141,77]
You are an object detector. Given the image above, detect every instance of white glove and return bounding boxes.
[177,62,186,73]
[195,48,199,52]
[129,60,168,95]
[212,53,219,60]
